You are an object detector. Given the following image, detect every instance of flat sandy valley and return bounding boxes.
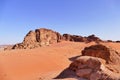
[0,41,120,80]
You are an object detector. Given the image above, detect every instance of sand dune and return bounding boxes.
[0,41,120,80]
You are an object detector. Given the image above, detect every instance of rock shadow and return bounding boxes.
[69,55,81,61]
[54,68,77,79]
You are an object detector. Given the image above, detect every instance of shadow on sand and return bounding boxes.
[54,68,77,79]
[54,55,87,80]
[68,55,81,61]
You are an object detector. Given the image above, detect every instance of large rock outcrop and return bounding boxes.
[5,28,103,50]
[68,44,120,80]
[63,34,102,43]
[12,28,62,49]
[82,44,120,64]
[63,34,87,42]
[35,28,62,45]
[86,34,102,42]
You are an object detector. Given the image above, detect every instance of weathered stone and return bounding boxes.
[63,34,88,42]
[82,44,120,64]
[69,56,101,72]
[76,69,92,78]
[7,28,103,50]
[87,34,102,42]
[68,44,120,80]
[82,44,111,63]
[12,28,62,49]
[116,40,120,43]
[90,71,101,80]
[36,28,62,46]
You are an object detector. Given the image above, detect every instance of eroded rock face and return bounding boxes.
[63,34,102,43]
[82,44,120,64]
[6,28,103,50]
[23,30,36,44]
[69,56,120,80]
[12,28,62,49]
[69,56,102,72]
[68,44,120,80]
[82,44,111,63]
[35,28,62,46]
[86,34,102,42]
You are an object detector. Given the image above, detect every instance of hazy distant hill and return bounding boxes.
[0,45,13,51]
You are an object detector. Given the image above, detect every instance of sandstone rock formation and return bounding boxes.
[63,34,101,43]
[35,28,62,45]
[63,34,87,42]
[12,28,62,49]
[107,40,113,42]
[116,40,120,43]
[86,34,102,42]
[68,44,120,80]
[5,28,103,50]
[82,44,120,64]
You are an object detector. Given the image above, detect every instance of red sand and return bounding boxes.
[0,41,120,80]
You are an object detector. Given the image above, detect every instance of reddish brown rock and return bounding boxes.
[90,71,101,80]
[76,69,92,78]
[69,56,120,80]
[35,28,62,46]
[23,30,36,44]
[12,28,62,49]
[69,56,103,79]
[8,28,103,50]
[63,34,87,42]
[82,44,111,63]
[63,34,102,43]
[69,56,102,72]
[116,40,120,43]
[107,40,113,42]
[63,34,73,41]
[82,44,120,64]
[68,44,120,80]
[86,34,102,42]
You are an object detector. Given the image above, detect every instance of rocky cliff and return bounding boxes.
[11,28,62,49]
[63,34,102,43]
[5,28,103,50]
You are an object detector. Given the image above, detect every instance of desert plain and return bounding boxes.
[0,41,120,80]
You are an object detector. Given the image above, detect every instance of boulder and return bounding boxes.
[69,56,120,80]
[68,44,120,80]
[82,44,110,63]
[69,56,102,72]
[82,44,120,64]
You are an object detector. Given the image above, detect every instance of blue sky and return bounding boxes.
[0,0,120,44]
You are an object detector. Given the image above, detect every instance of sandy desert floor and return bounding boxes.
[0,41,120,80]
